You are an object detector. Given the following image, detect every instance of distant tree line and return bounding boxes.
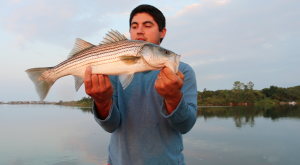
[261,85,300,102]
[197,81,300,105]
[197,105,300,127]
[77,96,93,106]
[73,81,299,107]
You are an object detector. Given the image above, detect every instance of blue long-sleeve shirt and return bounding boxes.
[92,62,197,165]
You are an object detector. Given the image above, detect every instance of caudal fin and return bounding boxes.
[25,67,55,101]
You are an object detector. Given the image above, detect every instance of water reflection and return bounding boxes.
[184,105,300,165]
[2,104,299,165]
[197,105,300,127]
[77,107,93,114]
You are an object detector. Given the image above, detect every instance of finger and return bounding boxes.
[98,74,106,90]
[162,67,176,80]
[177,71,184,81]
[155,73,163,87]
[91,74,99,91]
[160,68,173,84]
[155,76,164,90]
[104,75,112,89]
[84,67,92,90]
[156,73,162,81]
[157,71,168,88]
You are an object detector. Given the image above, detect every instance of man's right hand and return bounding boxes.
[84,66,113,119]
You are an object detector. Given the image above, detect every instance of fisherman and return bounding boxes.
[84,4,197,165]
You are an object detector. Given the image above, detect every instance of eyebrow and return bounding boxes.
[131,21,155,26]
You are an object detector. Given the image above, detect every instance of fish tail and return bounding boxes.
[25,67,55,101]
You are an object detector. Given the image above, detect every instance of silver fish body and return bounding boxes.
[26,30,181,101]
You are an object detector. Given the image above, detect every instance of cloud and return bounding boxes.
[161,0,300,90]
[0,0,140,48]
[203,74,227,80]
[164,0,300,55]
[1,0,300,101]
[262,44,273,49]
[176,3,200,16]
[189,57,225,66]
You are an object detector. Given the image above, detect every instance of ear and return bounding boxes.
[160,28,167,39]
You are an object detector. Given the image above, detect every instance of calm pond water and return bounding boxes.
[0,104,299,165]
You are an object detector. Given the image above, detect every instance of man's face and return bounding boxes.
[130,12,166,45]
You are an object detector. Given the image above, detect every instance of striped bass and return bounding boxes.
[26,30,181,101]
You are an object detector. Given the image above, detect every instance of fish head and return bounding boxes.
[140,43,181,73]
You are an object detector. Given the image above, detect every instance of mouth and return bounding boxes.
[137,38,146,41]
[136,36,146,41]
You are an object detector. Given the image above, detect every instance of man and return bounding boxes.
[84,4,197,165]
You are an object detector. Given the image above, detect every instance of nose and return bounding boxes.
[137,26,144,35]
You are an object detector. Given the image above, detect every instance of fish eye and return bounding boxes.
[164,50,169,54]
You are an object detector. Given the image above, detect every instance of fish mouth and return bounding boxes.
[176,55,181,64]
[170,55,181,73]
[175,55,181,73]
[169,54,181,64]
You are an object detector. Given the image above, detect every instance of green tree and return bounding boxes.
[247,81,254,91]
[233,81,244,101]
[233,81,243,90]
[243,84,249,91]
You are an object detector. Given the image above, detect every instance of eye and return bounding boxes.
[145,23,152,28]
[164,50,169,54]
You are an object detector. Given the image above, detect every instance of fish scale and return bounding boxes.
[26,29,180,101]
[54,41,142,76]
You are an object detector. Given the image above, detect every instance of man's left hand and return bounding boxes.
[155,67,184,114]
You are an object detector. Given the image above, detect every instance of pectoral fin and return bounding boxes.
[119,56,140,65]
[119,73,134,89]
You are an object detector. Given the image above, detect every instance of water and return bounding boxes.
[0,104,299,165]
[186,105,300,165]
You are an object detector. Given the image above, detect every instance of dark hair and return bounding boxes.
[130,4,166,43]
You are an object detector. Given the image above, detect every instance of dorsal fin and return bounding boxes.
[67,38,95,59]
[100,29,128,45]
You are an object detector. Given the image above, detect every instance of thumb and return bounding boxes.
[177,70,184,81]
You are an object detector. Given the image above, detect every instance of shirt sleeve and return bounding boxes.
[160,63,198,134]
[92,76,121,133]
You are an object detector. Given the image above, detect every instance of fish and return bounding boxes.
[26,30,181,101]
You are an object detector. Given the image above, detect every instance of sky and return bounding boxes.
[0,0,299,102]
